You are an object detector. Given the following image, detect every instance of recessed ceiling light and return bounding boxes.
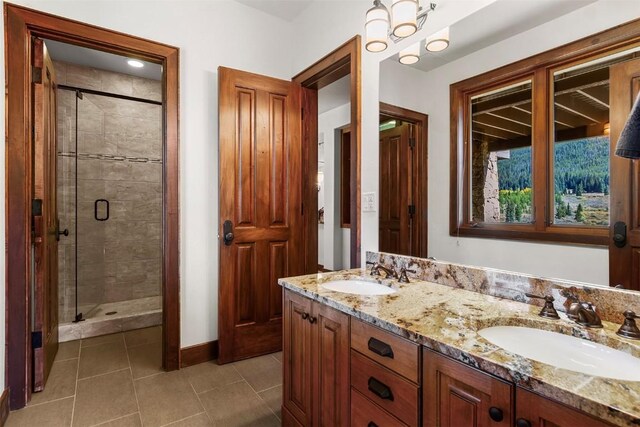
[127,59,144,68]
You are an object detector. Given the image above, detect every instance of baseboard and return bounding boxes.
[180,340,218,368]
[0,389,9,426]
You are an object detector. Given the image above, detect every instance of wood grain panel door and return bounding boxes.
[312,301,350,427]
[610,58,640,290]
[32,38,59,391]
[423,349,513,427]
[515,388,615,427]
[218,67,303,363]
[379,123,410,255]
[283,290,313,426]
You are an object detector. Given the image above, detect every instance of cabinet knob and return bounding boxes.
[516,419,532,427]
[301,312,309,320]
[308,316,317,324]
[367,423,378,427]
[489,407,504,422]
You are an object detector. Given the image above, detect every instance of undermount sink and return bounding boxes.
[320,280,396,296]
[478,326,640,381]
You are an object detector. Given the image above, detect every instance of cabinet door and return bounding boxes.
[283,290,314,425]
[515,388,614,427]
[312,301,350,427]
[423,349,513,427]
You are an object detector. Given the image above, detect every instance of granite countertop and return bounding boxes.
[278,269,640,427]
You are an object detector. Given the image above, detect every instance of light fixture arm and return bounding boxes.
[389,2,436,43]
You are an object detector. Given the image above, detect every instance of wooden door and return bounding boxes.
[32,38,59,392]
[610,58,640,290]
[423,349,513,427]
[515,388,614,427]
[312,301,350,427]
[283,290,314,426]
[379,123,411,255]
[218,67,303,363]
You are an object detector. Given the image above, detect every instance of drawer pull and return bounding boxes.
[367,423,379,427]
[367,337,394,358]
[367,377,394,401]
[489,407,504,422]
[516,419,532,427]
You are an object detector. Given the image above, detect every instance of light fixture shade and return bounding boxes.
[425,26,450,52]
[391,0,418,38]
[399,42,420,65]
[365,0,390,52]
[127,59,144,68]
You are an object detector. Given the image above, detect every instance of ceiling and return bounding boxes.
[318,75,350,114]
[234,0,313,21]
[392,0,597,73]
[45,39,163,81]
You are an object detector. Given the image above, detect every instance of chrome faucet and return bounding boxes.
[366,261,397,279]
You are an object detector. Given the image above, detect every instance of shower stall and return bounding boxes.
[55,61,163,341]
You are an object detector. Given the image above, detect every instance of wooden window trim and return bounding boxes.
[450,17,640,246]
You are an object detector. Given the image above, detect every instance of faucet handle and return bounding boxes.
[398,268,416,283]
[617,310,640,340]
[525,293,560,319]
[366,261,381,276]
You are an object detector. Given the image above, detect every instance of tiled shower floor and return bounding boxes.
[7,326,283,427]
[59,296,162,342]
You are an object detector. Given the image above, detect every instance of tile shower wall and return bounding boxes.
[55,61,162,323]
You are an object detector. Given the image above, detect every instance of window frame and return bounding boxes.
[450,18,640,246]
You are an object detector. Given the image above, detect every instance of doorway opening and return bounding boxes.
[5,3,180,410]
[379,102,429,257]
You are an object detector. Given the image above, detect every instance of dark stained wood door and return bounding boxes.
[379,123,411,255]
[610,58,640,290]
[515,388,615,427]
[423,348,513,427]
[32,38,59,392]
[283,290,314,425]
[312,302,350,427]
[218,67,303,363]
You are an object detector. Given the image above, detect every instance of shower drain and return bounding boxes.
[105,311,117,316]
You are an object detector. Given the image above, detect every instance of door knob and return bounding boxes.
[223,220,234,246]
[489,407,504,422]
[613,221,627,248]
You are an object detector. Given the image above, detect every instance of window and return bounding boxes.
[450,24,640,246]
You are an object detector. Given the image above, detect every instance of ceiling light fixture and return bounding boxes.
[425,26,450,52]
[399,42,421,65]
[365,0,436,53]
[127,59,144,68]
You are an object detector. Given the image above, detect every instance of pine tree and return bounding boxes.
[566,202,572,217]
[506,202,515,222]
[604,185,609,196]
[515,204,523,222]
[576,182,584,197]
[575,203,585,222]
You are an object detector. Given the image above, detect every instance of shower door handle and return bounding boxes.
[223,220,234,246]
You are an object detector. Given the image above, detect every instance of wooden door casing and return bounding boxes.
[312,301,350,427]
[610,58,640,290]
[379,123,410,255]
[32,38,59,392]
[218,67,303,363]
[423,348,513,427]
[515,388,615,427]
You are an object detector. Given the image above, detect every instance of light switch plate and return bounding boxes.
[362,192,376,212]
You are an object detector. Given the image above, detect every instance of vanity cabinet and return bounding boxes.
[282,290,350,426]
[515,388,615,427]
[423,348,513,427]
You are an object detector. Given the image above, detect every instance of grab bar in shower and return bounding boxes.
[94,199,109,221]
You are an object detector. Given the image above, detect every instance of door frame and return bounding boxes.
[379,102,429,257]
[5,3,180,409]
[293,36,362,270]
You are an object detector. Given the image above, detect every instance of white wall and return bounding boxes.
[0,0,295,358]
[318,102,351,270]
[379,0,640,286]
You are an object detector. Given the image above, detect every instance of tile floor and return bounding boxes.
[7,327,283,427]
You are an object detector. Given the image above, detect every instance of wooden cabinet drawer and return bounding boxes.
[351,388,408,427]
[351,350,420,426]
[351,318,419,383]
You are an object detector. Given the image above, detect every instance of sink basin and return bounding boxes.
[320,280,396,296]
[479,326,640,381]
